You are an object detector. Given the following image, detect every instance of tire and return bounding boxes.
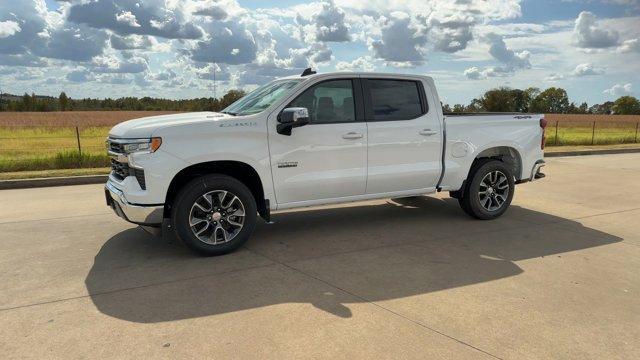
[172,175,257,256]
[459,159,515,220]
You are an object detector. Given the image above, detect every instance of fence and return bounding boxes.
[1,117,640,173]
[0,125,110,172]
[546,120,640,146]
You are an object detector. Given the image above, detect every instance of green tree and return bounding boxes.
[218,90,245,110]
[589,101,614,114]
[479,87,515,112]
[523,87,540,111]
[530,87,569,113]
[59,92,69,111]
[452,104,466,113]
[579,102,589,113]
[612,96,640,115]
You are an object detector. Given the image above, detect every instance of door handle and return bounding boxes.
[342,132,363,139]
[419,129,438,136]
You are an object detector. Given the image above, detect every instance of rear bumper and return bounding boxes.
[105,181,163,226]
[530,160,546,181]
[516,159,546,184]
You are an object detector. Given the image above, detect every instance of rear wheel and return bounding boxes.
[172,175,257,256]
[459,160,515,220]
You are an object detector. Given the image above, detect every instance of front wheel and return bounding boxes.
[458,159,515,220]
[172,175,257,256]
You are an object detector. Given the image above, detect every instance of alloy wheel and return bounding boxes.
[188,190,246,244]
[478,170,510,212]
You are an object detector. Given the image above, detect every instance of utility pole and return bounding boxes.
[213,63,217,99]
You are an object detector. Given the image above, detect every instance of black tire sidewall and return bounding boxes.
[172,175,257,256]
[463,160,515,220]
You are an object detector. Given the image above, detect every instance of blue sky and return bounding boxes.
[1,1,639,105]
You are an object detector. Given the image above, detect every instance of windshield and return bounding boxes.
[223,79,302,116]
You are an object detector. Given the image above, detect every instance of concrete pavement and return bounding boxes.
[1,153,639,359]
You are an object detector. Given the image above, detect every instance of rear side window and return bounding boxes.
[366,79,425,121]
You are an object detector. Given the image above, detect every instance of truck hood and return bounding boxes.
[108,112,233,138]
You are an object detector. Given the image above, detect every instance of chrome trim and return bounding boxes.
[108,150,128,163]
[105,181,163,225]
[529,160,546,181]
[108,137,154,144]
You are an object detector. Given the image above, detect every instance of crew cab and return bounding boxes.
[105,70,546,256]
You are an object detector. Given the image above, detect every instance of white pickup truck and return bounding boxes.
[105,70,546,255]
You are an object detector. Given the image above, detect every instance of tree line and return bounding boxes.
[442,87,640,115]
[1,86,639,115]
[0,90,245,112]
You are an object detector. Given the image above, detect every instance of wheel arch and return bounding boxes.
[164,160,267,219]
[451,146,523,199]
[473,146,522,181]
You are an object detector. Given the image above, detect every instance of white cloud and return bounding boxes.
[428,14,474,53]
[91,54,149,73]
[66,69,94,83]
[464,33,531,79]
[486,34,531,69]
[192,1,228,20]
[190,21,257,64]
[618,38,640,53]
[603,83,633,96]
[368,12,427,66]
[545,73,565,81]
[335,56,375,71]
[313,0,351,42]
[0,20,21,38]
[464,66,484,80]
[573,63,605,76]
[573,11,619,48]
[116,11,141,28]
[67,0,203,39]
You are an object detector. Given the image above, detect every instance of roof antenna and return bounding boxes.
[301,68,316,77]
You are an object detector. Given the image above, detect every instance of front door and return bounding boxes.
[268,78,367,205]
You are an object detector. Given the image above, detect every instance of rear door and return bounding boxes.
[362,77,442,194]
[268,77,368,205]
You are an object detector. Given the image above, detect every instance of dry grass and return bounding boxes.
[0,111,180,127]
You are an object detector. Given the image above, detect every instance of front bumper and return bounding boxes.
[105,181,163,226]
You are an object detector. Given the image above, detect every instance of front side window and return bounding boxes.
[223,79,301,116]
[367,79,424,121]
[288,79,355,124]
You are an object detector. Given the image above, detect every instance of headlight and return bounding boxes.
[120,138,162,154]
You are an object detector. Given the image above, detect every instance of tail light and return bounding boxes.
[540,118,547,150]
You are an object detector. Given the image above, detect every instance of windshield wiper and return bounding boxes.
[220,111,237,116]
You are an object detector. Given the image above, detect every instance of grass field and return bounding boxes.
[0,112,639,173]
[0,111,179,172]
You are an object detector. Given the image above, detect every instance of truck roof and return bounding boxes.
[279,71,433,82]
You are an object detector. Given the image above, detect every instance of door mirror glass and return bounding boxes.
[277,107,310,135]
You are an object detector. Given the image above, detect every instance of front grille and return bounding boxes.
[110,158,128,180]
[110,159,146,190]
[108,137,146,190]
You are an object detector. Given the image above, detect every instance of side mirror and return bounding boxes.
[277,107,310,135]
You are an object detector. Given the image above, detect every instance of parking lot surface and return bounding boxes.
[1,153,639,359]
